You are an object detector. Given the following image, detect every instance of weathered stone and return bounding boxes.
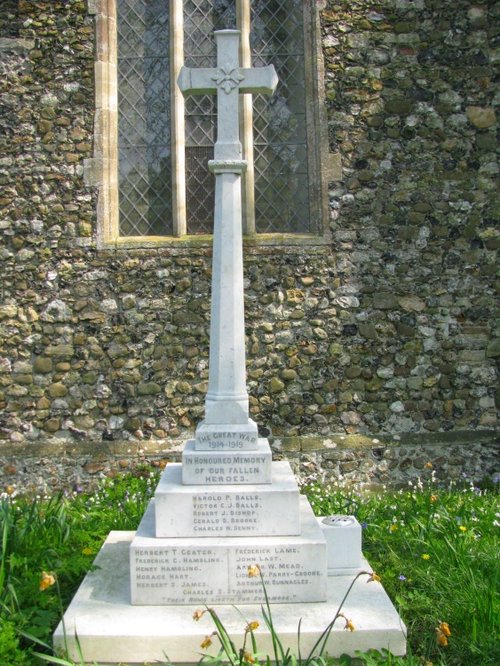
[398,296,426,312]
[14,374,33,386]
[34,357,53,374]
[45,345,74,359]
[137,383,162,396]
[466,106,496,129]
[340,411,361,425]
[486,339,500,359]
[0,304,17,320]
[48,383,68,398]
[176,382,192,395]
[83,461,106,474]
[373,293,399,310]
[45,418,61,433]
[269,378,285,393]
[384,99,413,115]
[358,323,377,339]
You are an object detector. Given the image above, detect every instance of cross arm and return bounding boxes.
[177,64,278,97]
[239,65,278,96]
[177,67,218,96]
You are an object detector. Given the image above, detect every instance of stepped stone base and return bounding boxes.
[131,496,327,604]
[54,532,406,665]
[155,461,300,538]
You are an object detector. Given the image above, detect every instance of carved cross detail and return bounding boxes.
[177,30,277,161]
[211,66,245,94]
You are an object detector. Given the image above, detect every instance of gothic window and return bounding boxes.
[91,0,327,245]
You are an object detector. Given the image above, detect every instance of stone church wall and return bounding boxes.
[0,1,498,489]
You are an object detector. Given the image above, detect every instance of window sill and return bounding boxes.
[101,232,331,253]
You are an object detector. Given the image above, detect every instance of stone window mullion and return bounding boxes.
[239,0,256,235]
[172,0,187,236]
[86,0,119,247]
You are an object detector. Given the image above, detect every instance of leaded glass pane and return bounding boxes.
[117,0,173,236]
[116,0,310,238]
[251,0,310,233]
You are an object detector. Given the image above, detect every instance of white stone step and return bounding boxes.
[55,532,406,665]
[155,461,300,538]
[182,438,272,485]
[131,496,327,605]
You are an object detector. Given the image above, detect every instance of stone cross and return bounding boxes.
[178,30,277,451]
[177,29,277,162]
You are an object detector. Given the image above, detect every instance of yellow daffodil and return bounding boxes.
[193,609,205,621]
[39,571,56,591]
[243,652,256,664]
[438,622,451,637]
[430,494,438,503]
[200,634,214,649]
[424,462,433,469]
[245,620,259,633]
[337,612,355,631]
[459,525,467,532]
[436,630,448,647]
[248,564,261,578]
[436,621,451,647]
[367,572,381,583]
[422,553,430,560]
[345,619,355,632]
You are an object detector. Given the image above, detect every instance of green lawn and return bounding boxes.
[1,467,498,665]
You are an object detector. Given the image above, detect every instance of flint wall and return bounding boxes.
[0,1,498,493]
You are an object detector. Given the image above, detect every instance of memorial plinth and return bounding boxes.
[123,28,329,608]
[55,534,406,665]
[182,438,272,484]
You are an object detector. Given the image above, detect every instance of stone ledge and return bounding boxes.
[274,430,498,452]
[0,430,497,459]
[396,430,498,448]
[1,432,497,498]
[97,233,331,252]
[0,438,184,458]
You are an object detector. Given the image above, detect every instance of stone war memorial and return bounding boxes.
[54,29,406,665]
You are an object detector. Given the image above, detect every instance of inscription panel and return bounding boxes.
[130,499,327,605]
[195,431,258,451]
[182,438,272,485]
[191,492,262,535]
[155,462,299,537]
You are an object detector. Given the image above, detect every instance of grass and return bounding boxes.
[0,467,498,665]
[305,471,499,665]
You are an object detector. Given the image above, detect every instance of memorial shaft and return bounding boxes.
[178,30,277,442]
